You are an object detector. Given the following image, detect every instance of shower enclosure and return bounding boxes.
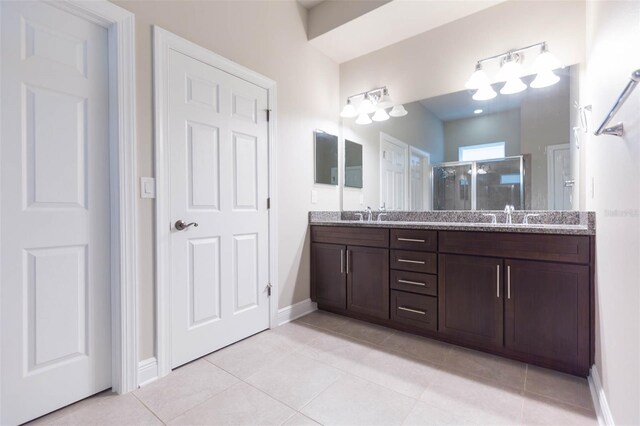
[432,156,525,210]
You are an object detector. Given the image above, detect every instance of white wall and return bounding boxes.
[586,1,640,424]
[342,101,443,210]
[110,0,340,361]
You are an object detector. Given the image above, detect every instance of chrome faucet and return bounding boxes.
[365,206,373,222]
[504,205,515,224]
[482,213,497,224]
[377,212,388,222]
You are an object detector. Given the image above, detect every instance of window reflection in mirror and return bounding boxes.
[314,130,338,185]
[344,140,363,188]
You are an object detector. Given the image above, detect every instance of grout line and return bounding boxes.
[130,392,167,425]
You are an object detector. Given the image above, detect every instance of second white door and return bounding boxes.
[380,133,408,210]
[168,49,270,368]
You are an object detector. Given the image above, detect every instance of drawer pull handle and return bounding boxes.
[398,259,426,265]
[496,264,500,298]
[398,279,426,287]
[398,306,426,315]
[397,237,426,243]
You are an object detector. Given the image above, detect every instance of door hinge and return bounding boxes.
[267,283,272,296]
[266,109,271,122]
[267,197,271,209]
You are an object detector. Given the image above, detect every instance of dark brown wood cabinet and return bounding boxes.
[504,259,590,373]
[347,246,389,319]
[311,243,346,310]
[310,225,594,377]
[438,254,504,348]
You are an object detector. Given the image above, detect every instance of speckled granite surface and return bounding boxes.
[308,211,595,236]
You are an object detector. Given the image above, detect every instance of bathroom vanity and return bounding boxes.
[309,212,595,377]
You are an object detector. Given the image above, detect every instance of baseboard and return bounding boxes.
[277,298,317,326]
[588,365,615,426]
[138,357,158,388]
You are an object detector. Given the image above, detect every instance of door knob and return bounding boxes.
[175,220,198,231]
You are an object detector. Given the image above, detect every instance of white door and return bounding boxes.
[410,148,431,211]
[168,49,270,368]
[1,2,111,424]
[547,143,572,209]
[380,133,408,210]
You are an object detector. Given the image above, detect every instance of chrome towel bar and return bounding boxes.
[594,69,640,137]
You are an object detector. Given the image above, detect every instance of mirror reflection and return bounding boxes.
[342,65,580,211]
[344,140,363,188]
[314,130,338,185]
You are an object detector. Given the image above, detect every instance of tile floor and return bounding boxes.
[29,310,598,426]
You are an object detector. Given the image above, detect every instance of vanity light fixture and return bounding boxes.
[340,86,408,125]
[467,42,562,100]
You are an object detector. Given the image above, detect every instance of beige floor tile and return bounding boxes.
[245,351,344,410]
[295,310,350,332]
[334,318,394,345]
[521,392,598,425]
[133,359,239,422]
[402,400,475,426]
[29,392,161,426]
[300,375,415,426]
[443,346,527,390]
[282,413,322,426]
[298,329,375,372]
[525,365,594,411]
[168,382,295,426]
[205,329,301,379]
[420,369,524,425]
[381,332,452,365]
[350,348,439,398]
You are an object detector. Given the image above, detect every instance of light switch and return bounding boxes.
[311,189,318,204]
[140,177,156,199]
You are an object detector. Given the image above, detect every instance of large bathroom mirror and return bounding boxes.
[344,140,363,188]
[342,65,582,211]
[314,130,338,185]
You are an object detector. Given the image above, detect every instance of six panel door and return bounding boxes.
[168,48,270,368]
[438,254,504,347]
[505,259,590,373]
[0,2,111,424]
[347,246,390,319]
[311,243,346,309]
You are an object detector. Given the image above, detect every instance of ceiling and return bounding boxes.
[307,0,507,63]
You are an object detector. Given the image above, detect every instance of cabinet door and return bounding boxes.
[505,259,590,373]
[347,246,389,319]
[439,254,504,347]
[311,243,346,309]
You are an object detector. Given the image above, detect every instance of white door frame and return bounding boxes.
[410,146,431,210]
[547,143,570,209]
[379,132,409,210]
[0,0,138,401]
[153,26,278,378]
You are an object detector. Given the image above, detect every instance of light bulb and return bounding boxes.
[377,88,393,109]
[340,99,358,118]
[533,46,561,72]
[531,69,560,88]
[472,85,497,101]
[358,94,375,114]
[465,64,491,90]
[389,105,408,117]
[500,77,527,94]
[355,113,372,125]
[372,108,390,122]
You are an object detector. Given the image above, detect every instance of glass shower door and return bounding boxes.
[475,157,523,210]
[432,163,473,210]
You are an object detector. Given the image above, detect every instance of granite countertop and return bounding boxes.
[309,211,595,236]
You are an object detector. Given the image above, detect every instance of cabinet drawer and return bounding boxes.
[391,229,437,252]
[391,290,437,331]
[439,231,590,264]
[391,270,437,296]
[311,226,389,248]
[391,250,437,274]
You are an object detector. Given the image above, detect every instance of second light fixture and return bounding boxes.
[340,87,407,125]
